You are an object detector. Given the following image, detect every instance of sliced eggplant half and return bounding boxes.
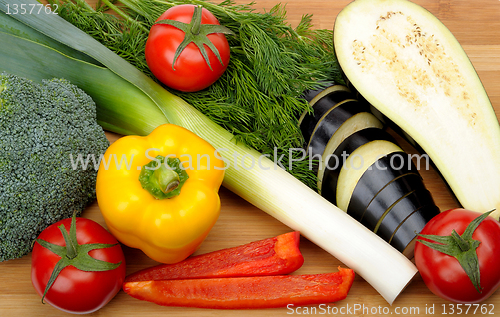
[321,127,400,204]
[298,85,355,143]
[334,0,500,219]
[347,152,421,219]
[390,205,441,258]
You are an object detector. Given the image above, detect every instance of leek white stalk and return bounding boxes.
[0,0,417,303]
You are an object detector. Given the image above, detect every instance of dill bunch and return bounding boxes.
[50,0,344,189]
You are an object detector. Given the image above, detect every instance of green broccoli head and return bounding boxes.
[0,72,109,261]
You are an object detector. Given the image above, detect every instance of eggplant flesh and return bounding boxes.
[334,0,500,219]
[321,127,399,204]
[336,141,403,213]
[316,112,383,189]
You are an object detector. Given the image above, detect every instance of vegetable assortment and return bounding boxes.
[96,124,225,264]
[0,0,417,305]
[301,83,439,257]
[0,0,499,313]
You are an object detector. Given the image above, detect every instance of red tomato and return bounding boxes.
[145,5,231,92]
[415,208,500,303]
[31,217,126,314]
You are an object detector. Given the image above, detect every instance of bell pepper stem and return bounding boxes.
[139,156,189,199]
[154,163,180,194]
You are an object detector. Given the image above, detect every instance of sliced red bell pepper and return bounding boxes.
[123,267,355,309]
[125,231,304,282]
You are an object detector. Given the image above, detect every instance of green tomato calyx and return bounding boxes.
[154,5,234,71]
[35,214,122,303]
[417,210,496,293]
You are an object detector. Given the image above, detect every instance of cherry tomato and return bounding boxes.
[415,208,500,303]
[145,4,231,92]
[31,217,126,314]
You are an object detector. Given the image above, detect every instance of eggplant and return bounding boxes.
[308,100,370,164]
[316,112,383,191]
[334,0,500,219]
[300,82,441,258]
[298,85,355,143]
[357,173,427,226]
[347,152,421,219]
[321,127,400,204]
[376,189,437,239]
[390,205,441,258]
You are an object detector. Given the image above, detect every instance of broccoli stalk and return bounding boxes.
[0,72,109,261]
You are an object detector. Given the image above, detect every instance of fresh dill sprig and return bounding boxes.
[51,0,345,189]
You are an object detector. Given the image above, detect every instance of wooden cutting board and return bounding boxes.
[1,0,499,316]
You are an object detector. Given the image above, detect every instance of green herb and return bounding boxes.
[49,0,344,189]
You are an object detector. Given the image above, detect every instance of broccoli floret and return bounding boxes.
[0,72,109,261]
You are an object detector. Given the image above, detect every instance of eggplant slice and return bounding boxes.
[347,151,422,219]
[390,205,441,258]
[301,83,440,258]
[322,127,399,204]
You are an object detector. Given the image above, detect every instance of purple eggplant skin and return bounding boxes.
[308,100,370,159]
[300,87,355,144]
[347,151,422,220]
[376,188,436,239]
[321,127,397,205]
[359,174,430,230]
[390,205,441,258]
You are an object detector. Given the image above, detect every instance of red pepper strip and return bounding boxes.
[125,231,304,282]
[123,267,355,309]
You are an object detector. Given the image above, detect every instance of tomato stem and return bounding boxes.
[58,224,77,259]
[451,229,470,252]
[190,5,203,35]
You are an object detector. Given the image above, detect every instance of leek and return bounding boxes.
[0,0,417,304]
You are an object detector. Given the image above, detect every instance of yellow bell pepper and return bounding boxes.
[96,124,225,263]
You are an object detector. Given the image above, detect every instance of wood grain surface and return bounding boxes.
[1,0,499,316]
